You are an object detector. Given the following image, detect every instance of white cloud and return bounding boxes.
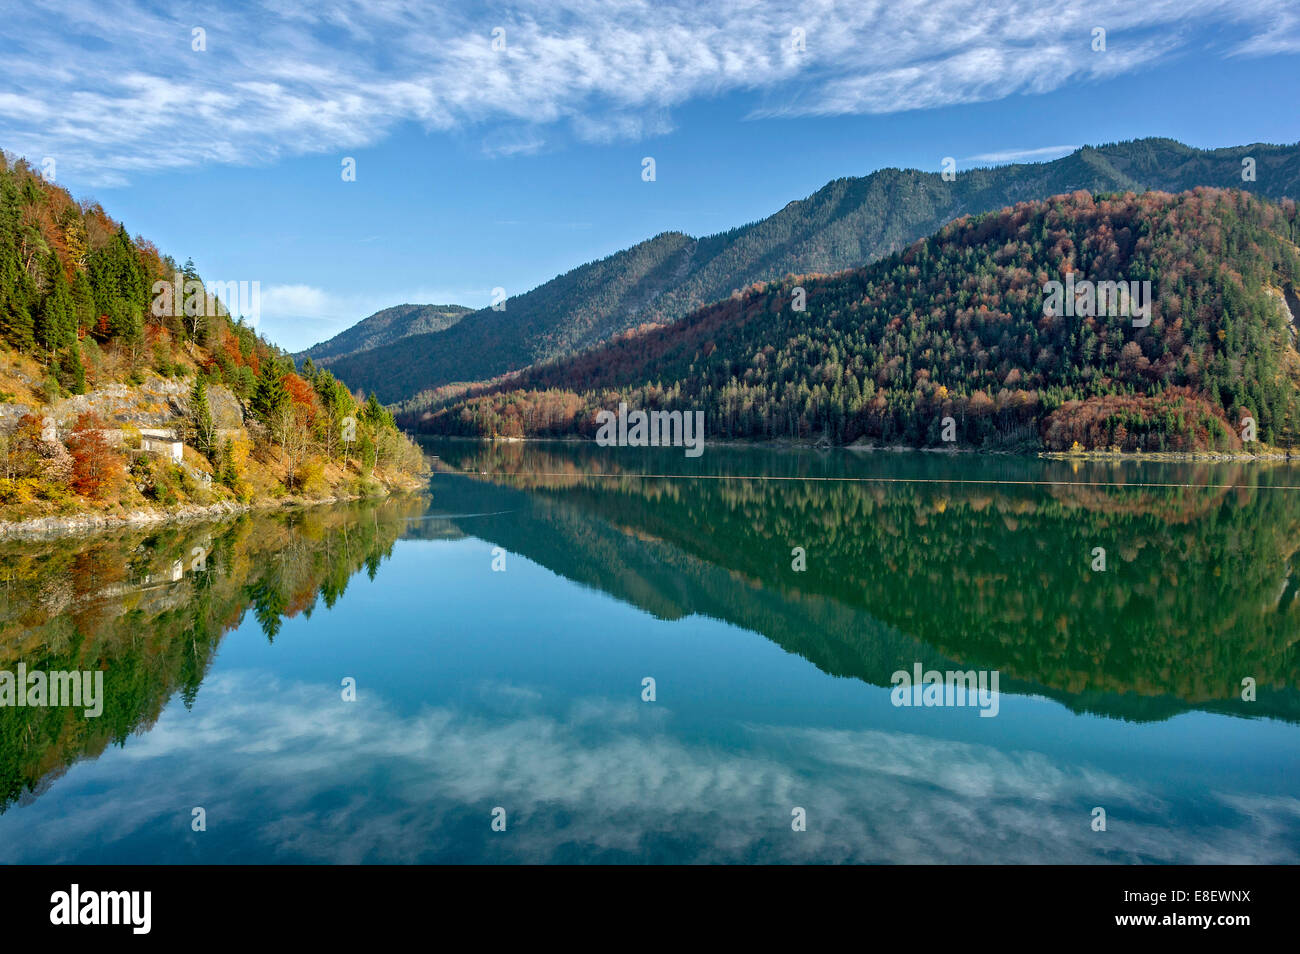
[478,128,549,158]
[965,144,1082,164]
[258,283,333,317]
[1229,9,1300,55]
[1,0,1296,186]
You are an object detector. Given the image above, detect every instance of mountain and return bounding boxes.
[408,188,1300,452]
[294,302,472,368]
[328,232,700,402]
[324,138,1300,405]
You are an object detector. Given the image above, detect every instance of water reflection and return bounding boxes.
[0,443,1296,863]
[2,668,1295,863]
[430,441,1300,722]
[0,496,424,814]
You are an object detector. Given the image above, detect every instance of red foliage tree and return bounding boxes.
[67,412,125,498]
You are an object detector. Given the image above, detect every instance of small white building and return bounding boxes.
[139,427,184,462]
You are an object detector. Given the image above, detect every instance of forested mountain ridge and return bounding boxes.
[328,230,700,402]
[326,138,1300,405]
[294,302,472,367]
[405,188,1300,452]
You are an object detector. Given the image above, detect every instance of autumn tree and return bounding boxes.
[67,412,125,498]
[0,414,46,481]
[268,401,312,488]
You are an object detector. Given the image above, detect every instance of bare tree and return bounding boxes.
[269,403,313,488]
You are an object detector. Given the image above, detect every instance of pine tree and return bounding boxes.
[71,270,95,336]
[0,176,34,350]
[0,287,34,351]
[361,391,394,429]
[252,369,289,423]
[106,297,142,343]
[57,346,85,395]
[191,376,216,458]
[36,253,74,353]
[218,437,236,486]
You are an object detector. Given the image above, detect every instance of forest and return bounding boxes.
[405,188,1300,452]
[341,138,1300,408]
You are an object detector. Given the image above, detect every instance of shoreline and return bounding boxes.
[420,433,1298,462]
[1038,451,1295,462]
[0,480,428,541]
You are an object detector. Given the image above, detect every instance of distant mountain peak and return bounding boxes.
[327,138,1300,407]
[295,303,472,367]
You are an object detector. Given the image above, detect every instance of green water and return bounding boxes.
[0,441,1295,863]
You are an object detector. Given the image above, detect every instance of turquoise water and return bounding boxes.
[0,442,1295,863]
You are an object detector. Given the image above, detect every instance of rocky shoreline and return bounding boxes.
[0,484,426,541]
[1038,450,1296,462]
[443,434,1297,461]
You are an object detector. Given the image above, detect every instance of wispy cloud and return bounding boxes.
[1229,8,1300,55]
[965,144,1082,164]
[1,0,1296,186]
[259,283,334,318]
[479,128,548,159]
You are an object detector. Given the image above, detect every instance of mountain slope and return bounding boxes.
[328,232,698,401]
[327,138,1300,405]
[295,302,471,368]
[409,188,1300,452]
[0,150,426,521]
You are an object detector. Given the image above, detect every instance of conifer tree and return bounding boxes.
[36,253,74,353]
[191,376,216,458]
[252,368,289,423]
[71,270,95,336]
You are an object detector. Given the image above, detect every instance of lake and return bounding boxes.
[0,440,1296,863]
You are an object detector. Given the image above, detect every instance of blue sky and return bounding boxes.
[2,1,1299,352]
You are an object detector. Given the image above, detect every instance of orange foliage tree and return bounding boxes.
[67,413,125,498]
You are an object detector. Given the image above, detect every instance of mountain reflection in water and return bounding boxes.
[0,443,1295,863]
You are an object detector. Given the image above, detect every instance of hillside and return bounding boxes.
[329,231,699,402]
[327,138,1300,405]
[294,302,472,367]
[0,150,426,527]
[407,188,1300,452]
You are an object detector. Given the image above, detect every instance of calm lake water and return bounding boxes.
[0,441,1296,863]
